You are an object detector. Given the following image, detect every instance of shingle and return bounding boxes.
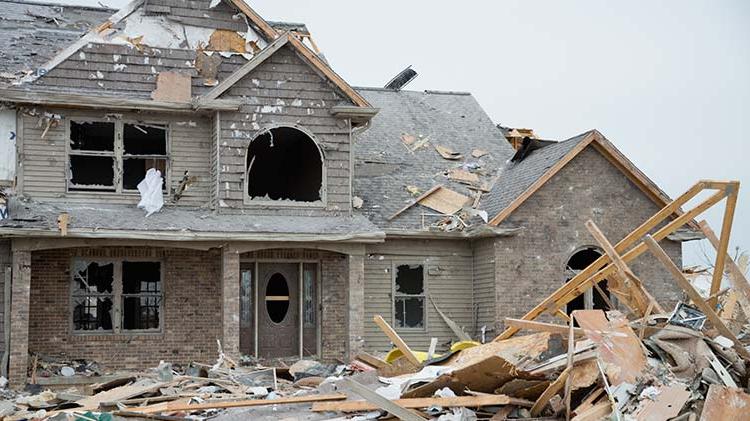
[481,131,593,220]
[352,87,516,231]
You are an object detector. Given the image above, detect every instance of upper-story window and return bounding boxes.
[68,120,168,193]
[245,126,324,204]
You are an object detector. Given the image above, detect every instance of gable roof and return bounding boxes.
[352,88,515,231]
[484,130,676,226]
[198,31,371,108]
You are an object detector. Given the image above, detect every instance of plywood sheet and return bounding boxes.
[632,383,690,421]
[419,186,470,215]
[574,310,646,386]
[151,71,192,103]
[700,384,750,421]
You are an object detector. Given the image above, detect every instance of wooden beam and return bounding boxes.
[312,394,533,412]
[564,313,577,421]
[339,378,428,421]
[709,183,740,308]
[700,220,750,317]
[200,33,290,101]
[643,235,750,360]
[137,393,346,414]
[504,318,584,337]
[530,366,571,417]
[355,352,388,370]
[496,182,726,341]
[373,315,421,367]
[584,220,664,316]
[226,0,279,41]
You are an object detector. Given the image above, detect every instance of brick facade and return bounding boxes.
[492,146,683,332]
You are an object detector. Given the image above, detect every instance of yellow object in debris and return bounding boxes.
[384,341,480,363]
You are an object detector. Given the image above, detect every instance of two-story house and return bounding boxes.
[0,0,689,387]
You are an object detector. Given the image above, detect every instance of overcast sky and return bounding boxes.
[51,0,749,267]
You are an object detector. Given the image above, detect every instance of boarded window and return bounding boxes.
[71,260,163,333]
[246,127,323,202]
[69,122,116,191]
[68,120,169,193]
[122,261,162,330]
[394,264,425,329]
[72,261,114,331]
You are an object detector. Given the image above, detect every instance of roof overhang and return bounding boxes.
[0,88,241,113]
[330,105,380,125]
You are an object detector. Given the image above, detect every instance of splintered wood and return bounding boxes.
[418,186,471,215]
[574,310,646,385]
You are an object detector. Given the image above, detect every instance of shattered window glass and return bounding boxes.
[122,261,162,330]
[123,124,168,191]
[68,121,116,191]
[303,264,316,328]
[70,122,115,152]
[394,264,425,329]
[240,270,253,323]
[71,261,114,332]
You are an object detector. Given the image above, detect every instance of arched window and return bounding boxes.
[246,126,323,202]
[565,247,611,315]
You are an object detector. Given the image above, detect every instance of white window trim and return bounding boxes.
[70,257,165,335]
[65,118,171,195]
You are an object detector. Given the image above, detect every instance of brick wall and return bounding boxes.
[0,240,9,356]
[28,247,222,371]
[493,146,683,331]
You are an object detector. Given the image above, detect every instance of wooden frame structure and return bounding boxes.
[496,180,740,341]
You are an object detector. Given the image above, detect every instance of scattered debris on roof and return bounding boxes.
[384,65,418,91]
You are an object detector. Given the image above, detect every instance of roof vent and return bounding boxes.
[384,66,418,91]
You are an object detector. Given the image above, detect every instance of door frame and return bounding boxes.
[240,258,322,358]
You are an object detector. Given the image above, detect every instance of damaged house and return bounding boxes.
[0,0,695,388]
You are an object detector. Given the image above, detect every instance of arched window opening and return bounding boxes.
[565,247,611,315]
[265,273,290,323]
[246,127,323,202]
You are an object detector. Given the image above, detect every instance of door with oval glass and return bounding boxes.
[258,263,299,358]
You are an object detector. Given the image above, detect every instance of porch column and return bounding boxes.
[8,249,30,388]
[221,246,240,360]
[347,253,365,359]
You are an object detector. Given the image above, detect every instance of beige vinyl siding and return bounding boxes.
[472,238,497,338]
[363,239,474,353]
[19,109,213,207]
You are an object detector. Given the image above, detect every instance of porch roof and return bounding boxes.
[0,198,385,243]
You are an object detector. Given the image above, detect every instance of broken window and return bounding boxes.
[246,127,323,202]
[69,122,116,191]
[123,124,168,190]
[122,261,162,330]
[565,247,611,315]
[394,264,425,329]
[68,120,169,193]
[265,273,290,323]
[71,259,163,333]
[72,261,114,331]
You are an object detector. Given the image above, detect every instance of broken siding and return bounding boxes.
[0,109,16,183]
[143,0,247,32]
[217,45,352,214]
[472,238,496,338]
[19,108,213,207]
[363,239,474,352]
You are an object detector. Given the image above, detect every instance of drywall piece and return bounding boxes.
[151,72,192,103]
[575,310,646,386]
[700,384,750,421]
[0,109,16,183]
[418,186,471,215]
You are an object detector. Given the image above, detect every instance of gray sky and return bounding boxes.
[53,0,750,267]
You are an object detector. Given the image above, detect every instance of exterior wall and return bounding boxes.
[494,146,683,332]
[472,238,496,339]
[363,239,474,352]
[28,247,222,370]
[18,108,213,207]
[217,45,353,214]
[0,240,9,360]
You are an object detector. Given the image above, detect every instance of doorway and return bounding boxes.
[565,247,611,315]
[239,261,320,359]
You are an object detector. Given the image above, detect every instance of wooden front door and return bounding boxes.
[257,263,299,358]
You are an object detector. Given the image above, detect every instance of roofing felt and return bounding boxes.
[481,131,593,221]
[352,87,516,230]
[0,198,384,241]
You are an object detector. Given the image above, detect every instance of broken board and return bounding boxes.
[418,186,471,215]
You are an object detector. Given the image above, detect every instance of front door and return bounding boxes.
[258,263,299,358]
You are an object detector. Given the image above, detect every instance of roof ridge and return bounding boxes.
[354,86,473,96]
[3,0,114,11]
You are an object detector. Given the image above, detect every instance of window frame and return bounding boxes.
[65,118,171,195]
[392,261,428,332]
[70,257,165,335]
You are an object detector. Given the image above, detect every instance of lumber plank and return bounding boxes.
[339,378,427,421]
[373,315,421,367]
[643,235,750,360]
[699,220,750,317]
[709,183,739,308]
[530,366,571,417]
[312,394,533,412]
[355,352,388,370]
[504,318,584,337]
[137,393,347,414]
